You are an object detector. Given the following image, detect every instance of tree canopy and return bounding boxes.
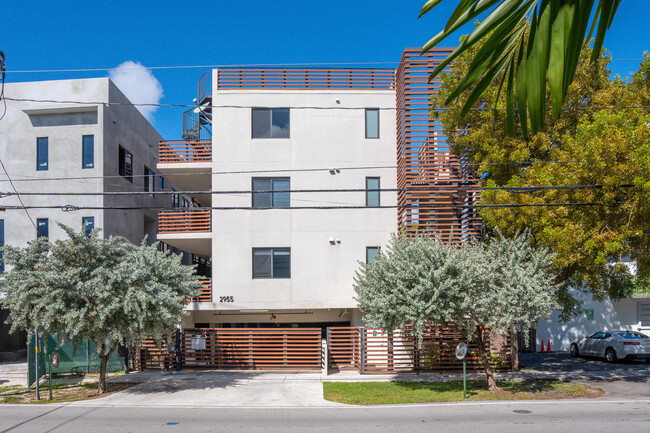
[419,0,621,137]
[354,231,557,389]
[0,225,200,393]
[433,44,650,317]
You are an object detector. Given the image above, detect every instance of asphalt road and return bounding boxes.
[1,400,649,433]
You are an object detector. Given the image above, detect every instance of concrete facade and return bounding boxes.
[159,74,397,328]
[0,78,178,351]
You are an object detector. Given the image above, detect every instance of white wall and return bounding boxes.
[208,83,397,314]
[536,291,650,351]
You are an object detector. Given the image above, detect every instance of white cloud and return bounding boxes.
[108,61,163,121]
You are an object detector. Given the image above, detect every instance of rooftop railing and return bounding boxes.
[159,140,211,164]
[217,67,395,90]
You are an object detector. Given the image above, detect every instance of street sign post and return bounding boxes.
[455,342,468,399]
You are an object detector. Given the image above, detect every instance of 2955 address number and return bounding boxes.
[219,296,234,303]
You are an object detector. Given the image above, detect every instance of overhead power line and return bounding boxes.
[3,57,644,74]
[0,159,36,230]
[0,184,635,198]
[5,96,650,112]
[0,202,620,212]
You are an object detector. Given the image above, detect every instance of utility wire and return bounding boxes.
[0,160,579,184]
[0,184,634,197]
[2,57,643,74]
[0,159,37,229]
[0,202,619,212]
[5,96,650,112]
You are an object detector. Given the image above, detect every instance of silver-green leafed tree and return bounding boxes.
[0,224,200,394]
[354,231,558,390]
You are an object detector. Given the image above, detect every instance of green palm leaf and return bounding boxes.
[420,0,621,137]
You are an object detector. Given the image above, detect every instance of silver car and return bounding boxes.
[570,331,650,362]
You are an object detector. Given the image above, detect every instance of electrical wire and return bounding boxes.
[5,96,650,112]
[0,159,37,229]
[2,58,643,74]
[0,184,634,197]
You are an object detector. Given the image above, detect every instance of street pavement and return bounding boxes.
[0,399,648,432]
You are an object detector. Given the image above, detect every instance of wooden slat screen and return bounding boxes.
[328,326,511,374]
[186,280,212,303]
[396,48,482,245]
[217,67,395,90]
[327,327,361,371]
[137,337,175,371]
[159,140,211,163]
[158,210,211,234]
[180,328,322,370]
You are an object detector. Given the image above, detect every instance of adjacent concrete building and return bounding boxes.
[0,77,185,351]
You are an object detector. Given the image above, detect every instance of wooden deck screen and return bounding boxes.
[180,328,322,371]
[328,326,511,374]
[396,48,482,244]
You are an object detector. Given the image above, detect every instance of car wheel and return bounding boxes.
[605,347,617,363]
[570,343,579,358]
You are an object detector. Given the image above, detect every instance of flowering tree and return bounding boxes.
[354,231,557,390]
[0,225,200,393]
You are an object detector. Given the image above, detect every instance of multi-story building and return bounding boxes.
[158,48,480,331]
[0,77,188,351]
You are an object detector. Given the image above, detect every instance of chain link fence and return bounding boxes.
[28,334,126,386]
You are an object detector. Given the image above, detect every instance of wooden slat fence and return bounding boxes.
[217,67,395,90]
[328,326,511,374]
[158,210,211,234]
[180,328,322,370]
[136,336,175,371]
[159,140,211,163]
[186,280,212,303]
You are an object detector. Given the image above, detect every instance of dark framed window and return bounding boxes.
[0,219,4,273]
[36,218,48,240]
[366,247,380,264]
[118,146,133,182]
[365,108,380,139]
[37,137,48,171]
[159,176,165,191]
[252,177,290,208]
[82,135,94,169]
[366,177,380,207]
[252,108,290,138]
[253,248,291,279]
[82,217,95,237]
[144,166,154,194]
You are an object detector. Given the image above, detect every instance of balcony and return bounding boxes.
[157,210,212,256]
[187,280,212,303]
[159,140,211,164]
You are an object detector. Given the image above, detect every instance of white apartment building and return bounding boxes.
[0,77,187,351]
[158,68,398,329]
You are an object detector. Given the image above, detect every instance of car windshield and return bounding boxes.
[615,331,649,339]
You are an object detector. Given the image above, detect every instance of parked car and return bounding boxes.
[570,331,650,362]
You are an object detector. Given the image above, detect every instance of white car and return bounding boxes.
[570,331,650,363]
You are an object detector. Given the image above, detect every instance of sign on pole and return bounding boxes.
[455,342,468,399]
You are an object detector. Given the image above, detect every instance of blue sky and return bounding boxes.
[3,0,649,139]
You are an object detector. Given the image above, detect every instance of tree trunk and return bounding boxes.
[475,324,499,391]
[99,349,108,394]
[98,342,119,394]
[510,329,519,372]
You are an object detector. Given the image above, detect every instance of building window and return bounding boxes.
[159,176,165,191]
[82,135,94,169]
[36,218,48,240]
[252,248,291,279]
[144,166,155,194]
[82,217,94,237]
[0,219,4,274]
[366,177,380,207]
[366,247,380,264]
[252,178,290,208]
[365,108,380,139]
[118,146,133,182]
[252,108,290,139]
[37,137,48,171]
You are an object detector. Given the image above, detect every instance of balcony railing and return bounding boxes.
[187,280,212,303]
[159,140,211,164]
[217,67,395,90]
[158,210,211,234]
